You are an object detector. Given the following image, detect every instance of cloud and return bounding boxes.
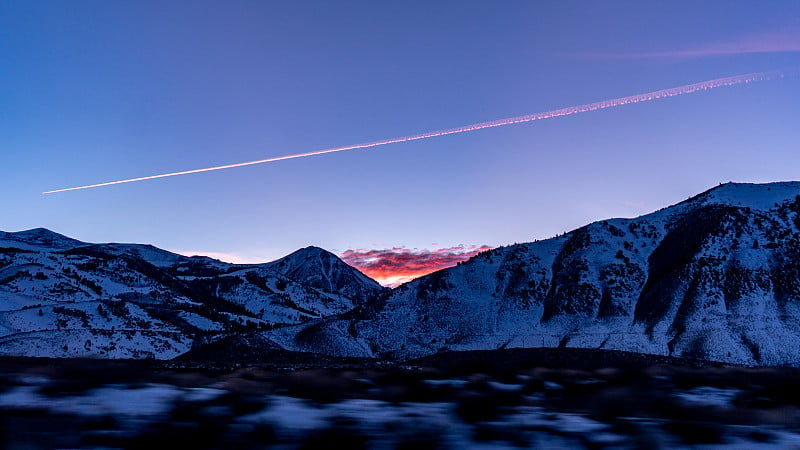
[582,27,800,59]
[341,245,492,287]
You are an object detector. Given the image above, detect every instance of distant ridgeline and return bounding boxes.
[2,181,800,366]
[0,230,383,359]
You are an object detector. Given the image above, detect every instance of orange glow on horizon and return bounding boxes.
[341,245,492,287]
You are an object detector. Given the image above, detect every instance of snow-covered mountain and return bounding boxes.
[0,227,86,251]
[268,182,800,366]
[265,246,383,305]
[0,232,382,358]
[4,181,800,365]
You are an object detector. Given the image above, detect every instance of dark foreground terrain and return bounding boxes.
[0,349,799,449]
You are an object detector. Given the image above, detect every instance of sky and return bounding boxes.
[2,1,799,285]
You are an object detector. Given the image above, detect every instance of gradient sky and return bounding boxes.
[2,1,799,283]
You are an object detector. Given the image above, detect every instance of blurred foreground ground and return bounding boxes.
[0,350,799,449]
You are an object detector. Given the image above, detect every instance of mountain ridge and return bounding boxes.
[0,233,382,358]
[1,181,799,365]
[263,181,800,366]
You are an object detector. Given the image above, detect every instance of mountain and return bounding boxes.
[265,246,384,305]
[0,231,382,358]
[266,182,800,366]
[0,228,86,251]
[3,181,800,365]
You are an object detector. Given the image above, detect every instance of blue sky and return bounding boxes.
[1,1,799,266]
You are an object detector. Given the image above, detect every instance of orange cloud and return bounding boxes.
[341,245,492,287]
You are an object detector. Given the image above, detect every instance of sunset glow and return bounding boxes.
[341,245,492,287]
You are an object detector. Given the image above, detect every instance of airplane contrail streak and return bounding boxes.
[44,70,783,194]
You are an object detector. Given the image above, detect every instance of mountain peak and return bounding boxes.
[266,246,383,302]
[691,181,800,211]
[293,246,330,257]
[1,227,87,250]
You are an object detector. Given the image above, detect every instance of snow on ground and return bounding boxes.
[0,374,798,449]
[675,386,741,409]
[177,311,224,331]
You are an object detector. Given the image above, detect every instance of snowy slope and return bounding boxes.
[269,182,800,366]
[0,233,382,359]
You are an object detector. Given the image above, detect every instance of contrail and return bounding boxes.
[44,70,783,194]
